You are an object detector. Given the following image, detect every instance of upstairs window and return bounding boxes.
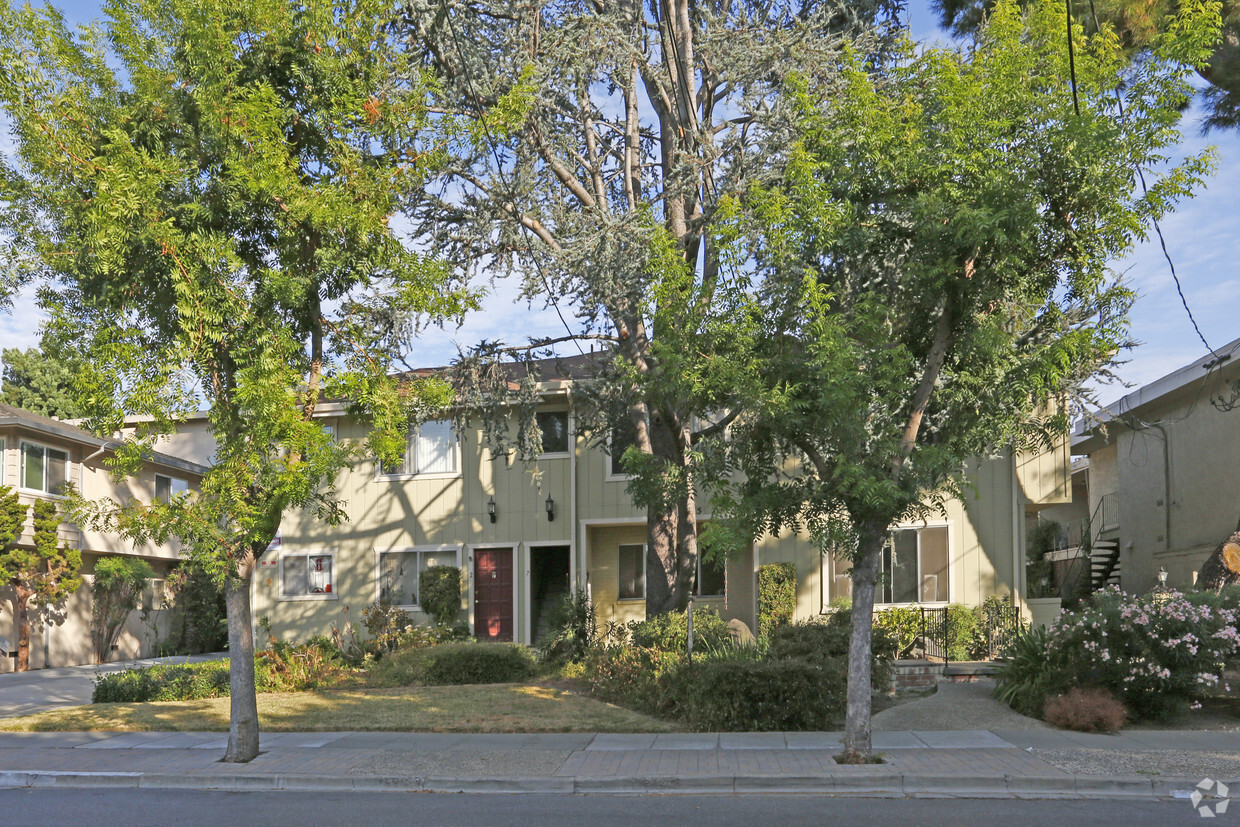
[21,442,68,494]
[155,474,189,503]
[609,418,640,477]
[380,420,458,476]
[537,411,569,455]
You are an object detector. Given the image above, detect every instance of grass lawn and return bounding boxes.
[0,683,680,734]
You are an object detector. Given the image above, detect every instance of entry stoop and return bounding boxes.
[941,661,1001,682]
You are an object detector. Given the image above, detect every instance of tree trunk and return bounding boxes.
[14,589,31,672]
[841,521,885,763]
[222,569,259,763]
[645,505,685,615]
[1198,530,1240,592]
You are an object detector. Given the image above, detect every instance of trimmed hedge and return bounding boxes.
[415,642,537,685]
[670,657,848,731]
[757,563,796,637]
[93,661,233,703]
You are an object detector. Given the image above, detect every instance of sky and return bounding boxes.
[1,0,1237,398]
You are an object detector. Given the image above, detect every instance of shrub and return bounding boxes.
[667,656,847,731]
[873,606,922,657]
[768,616,894,691]
[993,625,1070,717]
[420,566,463,626]
[757,563,796,637]
[538,589,598,663]
[1044,687,1127,733]
[583,646,684,715]
[91,556,156,664]
[415,642,537,685]
[93,660,232,703]
[258,640,347,691]
[1050,587,1240,720]
[627,606,730,654]
[361,600,412,656]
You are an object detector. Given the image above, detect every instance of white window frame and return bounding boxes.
[820,521,953,611]
[278,549,338,601]
[536,411,571,458]
[374,545,461,611]
[617,543,646,601]
[605,427,637,482]
[19,440,69,497]
[376,419,461,480]
[154,473,189,504]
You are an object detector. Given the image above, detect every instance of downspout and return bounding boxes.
[1010,451,1024,619]
[568,386,579,592]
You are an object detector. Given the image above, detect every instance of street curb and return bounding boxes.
[1,768,1233,798]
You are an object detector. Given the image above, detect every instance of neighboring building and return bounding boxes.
[0,403,207,672]
[1072,337,1240,592]
[146,355,1073,644]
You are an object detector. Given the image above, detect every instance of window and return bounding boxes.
[281,552,335,598]
[822,525,950,607]
[21,442,68,494]
[609,418,639,477]
[144,579,166,611]
[379,420,458,476]
[695,554,726,597]
[537,411,569,455]
[378,548,455,607]
[618,544,645,600]
[155,474,189,503]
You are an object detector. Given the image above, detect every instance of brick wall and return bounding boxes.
[887,659,944,695]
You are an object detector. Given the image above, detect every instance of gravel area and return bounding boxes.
[349,749,572,778]
[1034,748,1240,779]
[872,679,1050,732]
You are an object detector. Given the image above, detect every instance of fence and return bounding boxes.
[875,602,1024,664]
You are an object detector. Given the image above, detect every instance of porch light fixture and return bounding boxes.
[546,495,555,522]
[487,496,497,524]
[1158,567,1168,587]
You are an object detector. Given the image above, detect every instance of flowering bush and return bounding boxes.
[1046,586,1240,720]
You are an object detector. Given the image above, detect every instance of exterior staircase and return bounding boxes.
[1089,537,1121,591]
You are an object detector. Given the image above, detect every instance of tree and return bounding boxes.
[0,495,83,672]
[402,0,896,615]
[933,0,1239,130]
[710,0,1218,761]
[0,346,84,420]
[90,556,155,664]
[0,0,468,761]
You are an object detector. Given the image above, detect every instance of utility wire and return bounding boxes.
[437,0,585,357]
[1081,0,1217,359]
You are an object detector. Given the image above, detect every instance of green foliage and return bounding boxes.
[627,606,731,654]
[583,647,686,716]
[994,625,1067,717]
[769,616,895,691]
[873,607,923,658]
[669,657,848,732]
[91,556,155,664]
[538,589,598,664]
[163,562,228,655]
[360,600,411,657]
[0,346,83,419]
[413,642,538,686]
[757,563,797,638]
[93,661,233,703]
[419,566,463,626]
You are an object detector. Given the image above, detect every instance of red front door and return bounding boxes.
[474,547,514,641]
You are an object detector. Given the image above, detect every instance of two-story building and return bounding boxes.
[1072,337,1240,592]
[145,355,1073,645]
[0,403,207,671]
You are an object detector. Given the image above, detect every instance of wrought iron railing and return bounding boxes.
[874,602,1024,664]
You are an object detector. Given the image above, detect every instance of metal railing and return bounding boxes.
[874,602,1024,664]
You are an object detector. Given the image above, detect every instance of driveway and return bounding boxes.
[0,653,225,718]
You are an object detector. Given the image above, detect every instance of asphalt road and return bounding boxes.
[0,790,1217,826]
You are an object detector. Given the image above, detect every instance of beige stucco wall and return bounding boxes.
[256,407,1043,645]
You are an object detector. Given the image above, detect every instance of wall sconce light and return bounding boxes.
[545,495,555,522]
[1157,567,1168,586]
[487,496,497,524]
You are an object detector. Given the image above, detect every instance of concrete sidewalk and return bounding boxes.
[0,729,1235,799]
[0,653,226,718]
